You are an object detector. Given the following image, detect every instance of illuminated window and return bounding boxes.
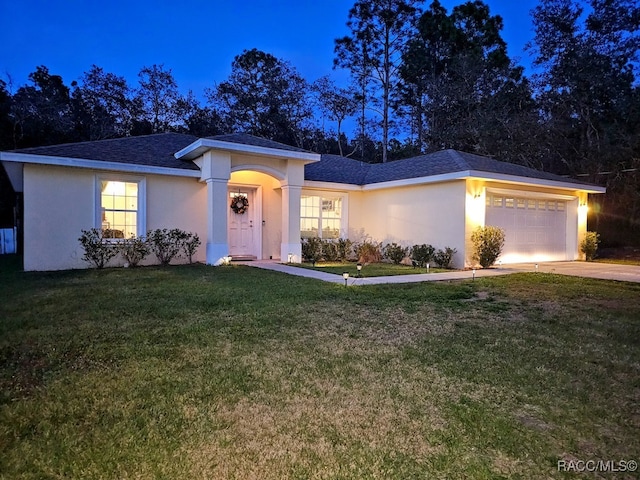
[517,199,526,209]
[301,195,342,239]
[493,196,503,207]
[557,202,565,211]
[99,179,144,238]
[505,198,514,208]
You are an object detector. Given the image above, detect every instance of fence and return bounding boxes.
[0,228,17,254]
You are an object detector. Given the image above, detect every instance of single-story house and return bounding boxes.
[0,132,605,271]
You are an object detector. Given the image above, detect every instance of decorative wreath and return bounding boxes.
[230,195,249,215]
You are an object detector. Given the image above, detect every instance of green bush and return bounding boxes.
[581,231,600,261]
[119,236,150,267]
[322,240,339,262]
[356,240,382,264]
[433,247,457,269]
[410,244,435,268]
[147,228,184,266]
[471,226,505,268]
[180,232,201,264]
[383,243,408,264]
[301,237,323,264]
[78,228,119,269]
[336,238,353,262]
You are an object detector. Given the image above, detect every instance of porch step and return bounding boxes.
[230,255,257,261]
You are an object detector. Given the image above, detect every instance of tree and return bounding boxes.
[71,65,134,140]
[398,0,539,164]
[313,76,357,156]
[335,0,420,162]
[529,0,640,243]
[136,64,189,133]
[208,48,313,147]
[9,66,73,147]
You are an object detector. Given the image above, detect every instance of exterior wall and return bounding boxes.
[24,164,95,271]
[229,170,282,260]
[23,164,206,271]
[349,181,468,268]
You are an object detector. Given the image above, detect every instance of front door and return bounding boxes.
[228,189,256,258]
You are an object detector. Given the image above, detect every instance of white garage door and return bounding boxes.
[485,193,568,263]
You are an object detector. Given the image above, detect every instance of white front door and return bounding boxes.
[228,189,256,258]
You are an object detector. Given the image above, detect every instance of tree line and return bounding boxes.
[1,0,639,245]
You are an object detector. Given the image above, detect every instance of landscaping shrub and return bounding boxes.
[336,238,353,262]
[383,243,408,264]
[301,237,323,264]
[78,228,119,269]
[147,228,185,266]
[581,231,600,261]
[119,236,150,267]
[356,240,382,264]
[471,226,505,268]
[433,247,457,269]
[410,244,435,267]
[180,232,201,264]
[321,240,339,262]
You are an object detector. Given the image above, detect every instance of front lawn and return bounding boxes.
[1,257,639,478]
[294,261,449,276]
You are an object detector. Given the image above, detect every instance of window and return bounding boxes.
[301,195,342,239]
[99,179,143,238]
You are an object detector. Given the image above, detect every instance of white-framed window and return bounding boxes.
[301,194,343,239]
[96,176,146,238]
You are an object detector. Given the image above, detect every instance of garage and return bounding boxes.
[485,192,568,263]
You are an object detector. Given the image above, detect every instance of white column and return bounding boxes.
[205,178,230,265]
[281,184,302,263]
[199,150,231,266]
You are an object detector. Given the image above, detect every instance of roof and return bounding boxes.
[5,134,600,190]
[10,133,201,171]
[205,133,312,154]
[306,149,599,188]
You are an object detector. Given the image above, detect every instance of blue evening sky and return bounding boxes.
[1,0,541,98]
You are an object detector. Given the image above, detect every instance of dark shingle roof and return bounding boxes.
[12,133,201,170]
[304,154,371,184]
[10,134,595,188]
[306,149,595,187]
[207,133,313,153]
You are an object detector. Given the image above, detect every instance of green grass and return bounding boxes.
[1,255,639,479]
[293,261,450,277]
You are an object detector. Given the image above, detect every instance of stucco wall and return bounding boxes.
[23,164,206,271]
[349,180,468,268]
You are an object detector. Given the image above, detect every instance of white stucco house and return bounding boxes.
[0,132,605,271]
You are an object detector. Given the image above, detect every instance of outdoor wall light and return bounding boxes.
[342,272,349,286]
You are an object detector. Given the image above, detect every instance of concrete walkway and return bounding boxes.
[242,260,640,285]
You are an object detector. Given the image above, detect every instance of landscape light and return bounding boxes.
[342,272,349,286]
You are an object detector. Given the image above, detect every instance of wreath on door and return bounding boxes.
[230,195,249,214]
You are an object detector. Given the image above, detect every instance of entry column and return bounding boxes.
[200,151,231,265]
[281,184,302,263]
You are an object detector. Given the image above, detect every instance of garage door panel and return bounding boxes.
[486,193,568,263]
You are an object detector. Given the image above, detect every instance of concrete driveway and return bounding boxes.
[510,261,640,283]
